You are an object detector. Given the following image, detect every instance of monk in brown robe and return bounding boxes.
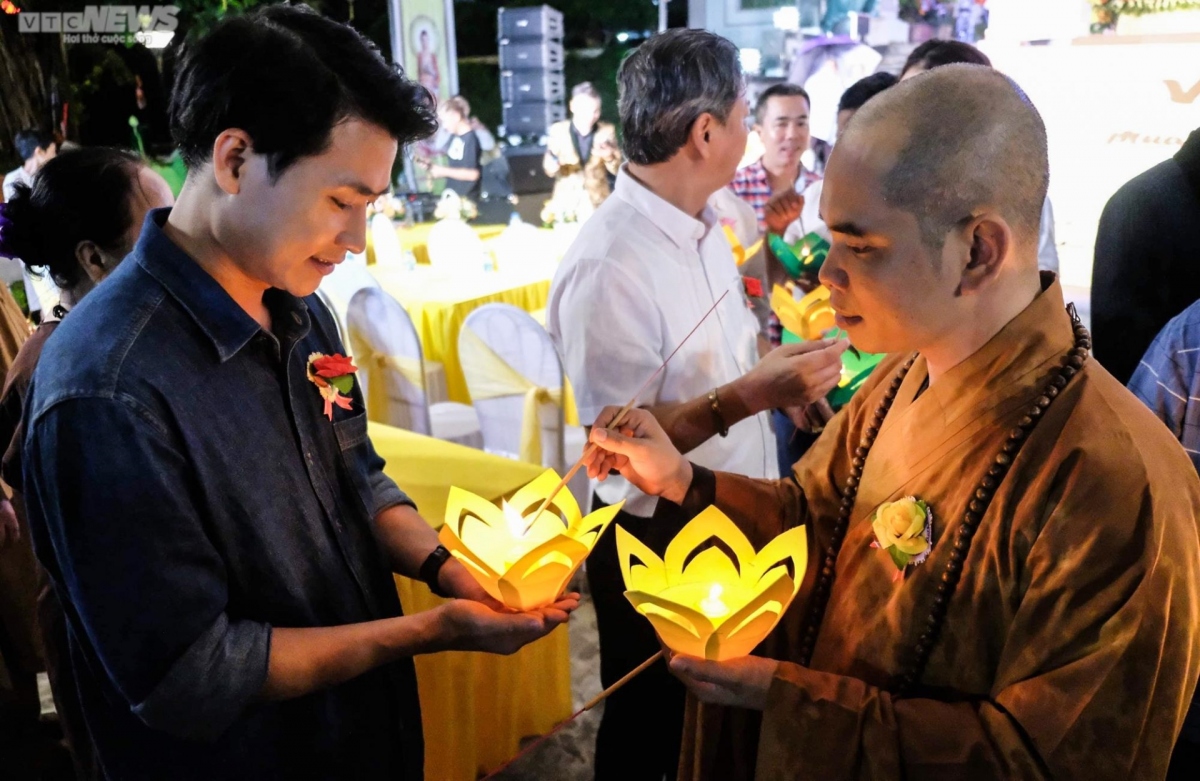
[583,65,1200,779]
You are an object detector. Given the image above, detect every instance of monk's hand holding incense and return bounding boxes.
[586,408,693,504]
[667,653,778,710]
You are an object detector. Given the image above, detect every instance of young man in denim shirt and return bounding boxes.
[20,7,573,779]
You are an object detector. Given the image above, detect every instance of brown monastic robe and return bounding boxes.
[676,276,1200,779]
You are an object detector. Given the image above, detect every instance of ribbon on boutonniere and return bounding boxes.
[307,352,357,420]
[869,497,933,582]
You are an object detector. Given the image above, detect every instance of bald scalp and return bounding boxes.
[845,64,1048,252]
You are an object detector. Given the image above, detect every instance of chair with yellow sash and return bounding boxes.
[347,288,482,448]
[458,304,589,507]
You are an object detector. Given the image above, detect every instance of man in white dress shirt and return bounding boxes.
[547,29,848,781]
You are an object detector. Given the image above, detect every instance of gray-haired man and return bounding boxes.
[547,29,847,779]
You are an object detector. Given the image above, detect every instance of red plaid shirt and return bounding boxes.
[729,159,821,232]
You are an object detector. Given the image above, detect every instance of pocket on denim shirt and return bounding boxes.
[333,412,375,518]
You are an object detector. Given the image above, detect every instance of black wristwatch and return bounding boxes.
[419,545,453,598]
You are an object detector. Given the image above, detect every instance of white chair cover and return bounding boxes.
[318,252,380,349]
[491,220,552,273]
[347,288,481,448]
[371,212,406,269]
[427,218,491,271]
[313,289,347,349]
[458,304,589,507]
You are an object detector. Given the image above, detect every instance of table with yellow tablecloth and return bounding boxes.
[370,421,572,780]
[366,222,507,266]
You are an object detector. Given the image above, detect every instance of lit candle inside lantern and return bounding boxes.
[502,502,531,570]
[618,507,808,661]
[699,583,729,619]
[440,470,624,611]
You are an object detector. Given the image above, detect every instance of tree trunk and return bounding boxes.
[0,14,67,174]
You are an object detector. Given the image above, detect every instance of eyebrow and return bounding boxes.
[334,179,389,199]
[828,221,870,238]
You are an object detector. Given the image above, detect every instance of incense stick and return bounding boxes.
[480,651,665,780]
[523,290,730,534]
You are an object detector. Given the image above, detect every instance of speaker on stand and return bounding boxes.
[497,5,564,208]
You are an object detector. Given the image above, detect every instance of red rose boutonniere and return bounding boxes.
[307,352,357,420]
[743,276,764,299]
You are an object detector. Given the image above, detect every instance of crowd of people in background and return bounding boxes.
[0,7,1199,781]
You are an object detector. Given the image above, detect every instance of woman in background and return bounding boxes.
[0,146,173,780]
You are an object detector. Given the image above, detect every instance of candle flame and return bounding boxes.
[699,583,729,619]
[503,501,528,539]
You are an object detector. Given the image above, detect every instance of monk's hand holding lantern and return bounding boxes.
[587,409,809,710]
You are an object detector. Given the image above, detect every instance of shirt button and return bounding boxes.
[292,312,303,325]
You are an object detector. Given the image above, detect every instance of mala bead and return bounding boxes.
[969,499,985,514]
[1051,375,1067,389]
[996,452,1012,466]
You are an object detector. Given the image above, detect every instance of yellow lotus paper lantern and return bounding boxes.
[439,469,623,611]
[617,507,807,661]
[771,284,837,341]
[722,224,764,267]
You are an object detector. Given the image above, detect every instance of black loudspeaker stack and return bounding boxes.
[498,5,565,140]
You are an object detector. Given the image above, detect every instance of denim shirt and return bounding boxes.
[23,209,424,779]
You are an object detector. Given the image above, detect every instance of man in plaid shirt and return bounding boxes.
[729,84,824,473]
[1128,298,1200,776]
[730,84,822,345]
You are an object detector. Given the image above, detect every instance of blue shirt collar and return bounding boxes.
[133,208,309,362]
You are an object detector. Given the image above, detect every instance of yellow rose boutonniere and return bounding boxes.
[870,497,933,582]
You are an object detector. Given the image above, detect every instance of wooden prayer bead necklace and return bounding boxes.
[797,304,1091,697]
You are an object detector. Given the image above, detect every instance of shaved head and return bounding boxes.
[842,64,1048,252]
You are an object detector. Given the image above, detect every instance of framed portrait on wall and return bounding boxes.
[388,0,459,101]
